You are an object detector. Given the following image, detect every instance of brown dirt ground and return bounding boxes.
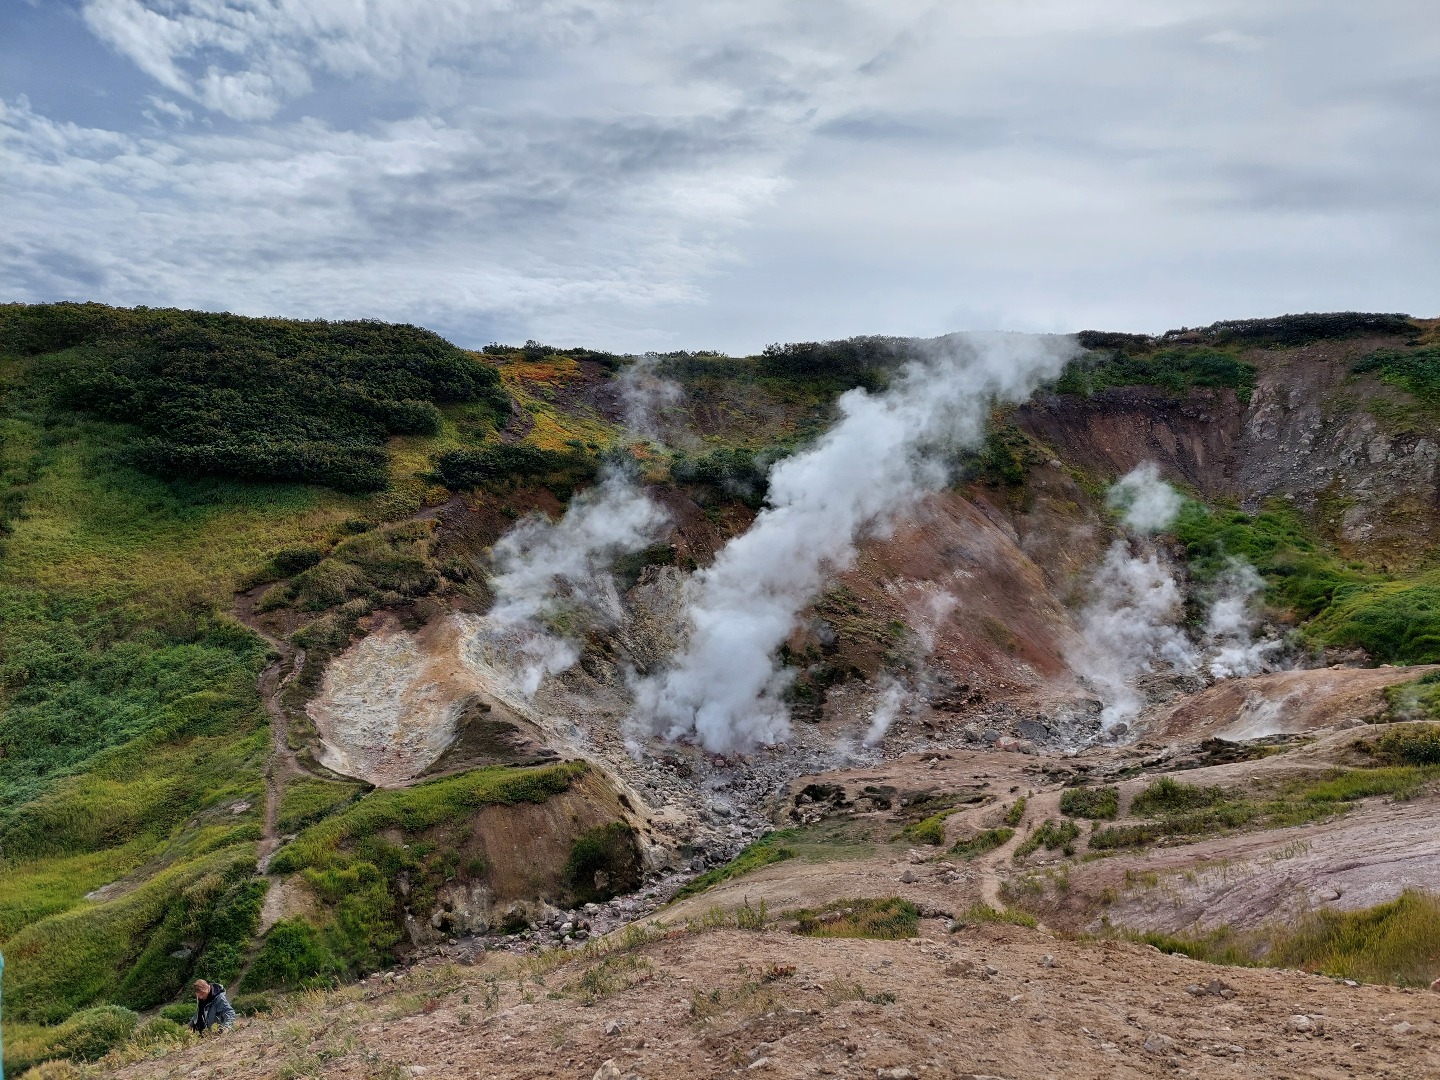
[100,922,1440,1080]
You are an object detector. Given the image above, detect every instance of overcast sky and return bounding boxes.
[3,1,1437,354]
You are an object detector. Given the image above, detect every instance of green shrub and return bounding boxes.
[1002,798,1026,827]
[949,827,1013,860]
[672,833,797,901]
[670,447,778,509]
[901,810,954,846]
[1310,574,1440,663]
[1059,786,1119,820]
[1130,778,1227,816]
[1055,348,1257,402]
[1,1005,140,1074]
[1014,819,1080,858]
[1374,724,1440,765]
[244,918,339,991]
[563,822,643,904]
[793,897,919,940]
[10,303,509,491]
[430,445,596,491]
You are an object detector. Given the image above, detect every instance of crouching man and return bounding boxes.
[190,979,237,1034]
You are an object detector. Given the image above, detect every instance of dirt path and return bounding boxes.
[232,585,310,872]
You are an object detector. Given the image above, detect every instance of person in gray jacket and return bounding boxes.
[190,979,237,1034]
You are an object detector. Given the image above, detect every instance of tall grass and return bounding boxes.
[1133,889,1440,987]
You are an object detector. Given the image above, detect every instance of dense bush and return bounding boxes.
[244,917,339,991]
[757,336,903,388]
[431,444,597,490]
[1,1004,140,1073]
[1162,312,1414,347]
[1059,786,1119,820]
[670,446,778,508]
[0,303,510,491]
[1171,500,1363,618]
[563,822,643,904]
[1054,348,1257,401]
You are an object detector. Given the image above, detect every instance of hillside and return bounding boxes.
[3,304,1440,1078]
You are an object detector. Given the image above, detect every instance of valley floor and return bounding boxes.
[98,921,1439,1080]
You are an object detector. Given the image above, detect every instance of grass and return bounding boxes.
[949,827,1014,860]
[670,833,797,901]
[268,763,586,874]
[1002,797,1027,827]
[1059,786,1119,820]
[1014,819,1080,858]
[792,897,920,940]
[955,902,1038,929]
[277,778,367,835]
[1370,722,1440,764]
[1130,889,1440,987]
[900,809,956,846]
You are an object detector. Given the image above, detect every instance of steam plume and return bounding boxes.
[1071,463,1278,731]
[630,333,1079,752]
[616,355,684,443]
[1202,557,1280,678]
[486,467,669,694]
[1108,462,1183,533]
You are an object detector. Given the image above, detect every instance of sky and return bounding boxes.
[2,1,1437,354]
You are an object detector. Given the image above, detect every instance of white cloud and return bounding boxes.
[3,0,1437,350]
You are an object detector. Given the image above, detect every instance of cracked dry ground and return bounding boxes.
[104,923,1438,1080]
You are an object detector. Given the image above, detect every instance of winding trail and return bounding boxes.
[232,585,310,872]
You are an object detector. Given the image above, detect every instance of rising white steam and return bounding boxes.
[1072,463,1278,731]
[1202,557,1281,678]
[616,355,684,442]
[864,677,909,746]
[486,467,669,694]
[1108,462,1184,533]
[1071,540,1199,729]
[629,333,1079,753]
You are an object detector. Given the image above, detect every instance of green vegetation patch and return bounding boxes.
[1014,819,1080,858]
[4,303,509,492]
[901,809,956,846]
[793,897,920,940]
[2,848,260,1023]
[1354,346,1440,410]
[269,762,586,875]
[1002,798,1027,827]
[1368,721,1440,765]
[1055,348,1257,402]
[430,444,597,492]
[955,902,1038,929]
[1171,500,1362,617]
[949,827,1013,860]
[1059,786,1119,820]
[276,777,367,834]
[1131,888,1440,987]
[1,1004,139,1076]
[672,832,797,902]
[564,822,644,905]
[256,763,584,980]
[670,446,779,509]
[1310,572,1440,663]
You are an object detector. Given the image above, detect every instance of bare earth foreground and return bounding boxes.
[102,922,1438,1080]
